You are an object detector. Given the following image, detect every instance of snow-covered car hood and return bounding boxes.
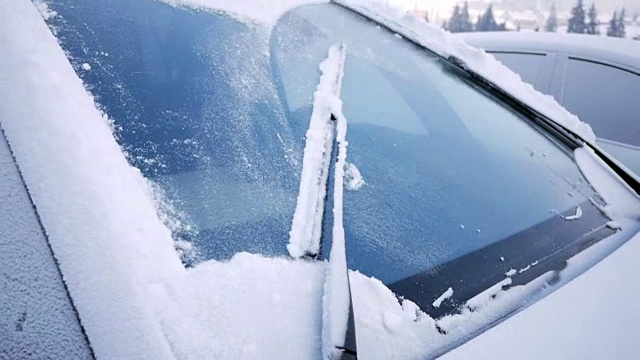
[2,0,640,359]
[444,229,640,360]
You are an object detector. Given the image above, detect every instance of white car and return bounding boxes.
[1,0,639,359]
[460,31,640,178]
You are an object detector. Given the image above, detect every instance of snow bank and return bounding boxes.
[157,0,326,26]
[337,0,596,143]
[2,1,325,358]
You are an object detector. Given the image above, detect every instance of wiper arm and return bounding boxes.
[445,55,640,196]
[446,55,584,150]
[320,44,356,360]
[287,43,357,358]
[287,46,344,259]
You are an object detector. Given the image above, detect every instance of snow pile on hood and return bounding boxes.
[336,0,596,144]
[1,0,324,358]
[148,253,325,359]
[157,0,327,26]
[349,270,554,359]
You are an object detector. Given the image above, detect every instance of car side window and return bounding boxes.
[562,58,640,147]
[0,130,92,358]
[490,52,547,92]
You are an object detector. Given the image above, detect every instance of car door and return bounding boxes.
[488,51,558,96]
[551,55,640,176]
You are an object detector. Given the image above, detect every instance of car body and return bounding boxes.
[459,31,640,178]
[2,1,640,359]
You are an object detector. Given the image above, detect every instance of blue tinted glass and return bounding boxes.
[563,59,640,147]
[491,52,546,91]
[48,0,304,262]
[50,0,602,285]
[273,5,600,284]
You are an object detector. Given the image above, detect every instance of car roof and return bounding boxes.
[458,32,640,71]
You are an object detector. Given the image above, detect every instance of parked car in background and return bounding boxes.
[2,1,640,359]
[459,31,640,178]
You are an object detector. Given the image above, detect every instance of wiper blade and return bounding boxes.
[286,43,357,358]
[287,45,345,259]
[445,55,584,150]
[320,44,355,359]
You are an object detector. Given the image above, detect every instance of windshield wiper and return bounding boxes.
[446,55,640,196]
[287,43,357,358]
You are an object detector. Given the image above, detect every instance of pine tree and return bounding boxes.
[545,3,558,32]
[607,11,621,37]
[619,8,626,38]
[447,4,463,32]
[567,0,587,33]
[586,4,599,35]
[476,4,498,32]
[460,1,474,33]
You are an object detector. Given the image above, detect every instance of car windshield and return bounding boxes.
[272,4,612,316]
[48,0,611,322]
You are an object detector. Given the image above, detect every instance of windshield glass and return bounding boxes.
[48,0,611,321]
[272,2,609,286]
[47,0,308,264]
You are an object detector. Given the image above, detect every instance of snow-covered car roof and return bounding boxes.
[459,31,640,58]
[458,31,640,71]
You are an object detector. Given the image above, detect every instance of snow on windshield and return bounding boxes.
[2,1,324,358]
[336,0,597,144]
[157,0,326,26]
[7,0,640,359]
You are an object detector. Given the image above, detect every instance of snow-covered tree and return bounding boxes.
[475,4,499,32]
[460,1,474,33]
[446,4,463,32]
[586,4,599,35]
[448,2,476,33]
[607,10,626,38]
[567,0,587,34]
[607,11,619,37]
[545,3,558,32]
[619,8,627,38]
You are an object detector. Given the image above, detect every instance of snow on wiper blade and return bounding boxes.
[287,43,346,259]
[285,41,355,358]
[318,44,354,359]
